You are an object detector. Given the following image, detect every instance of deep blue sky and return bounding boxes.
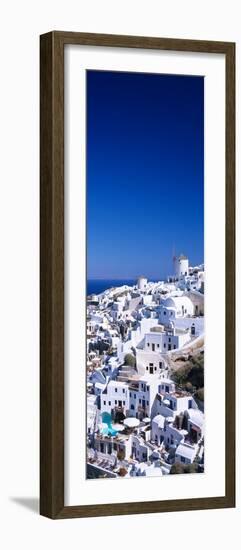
[87,70,204,280]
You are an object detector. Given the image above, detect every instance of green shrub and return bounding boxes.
[124,353,136,368]
[195,387,204,402]
[172,353,204,390]
[170,462,185,474]
[117,449,125,461]
[184,463,199,474]
[185,381,193,392]
[118,467,128,477]
[171,462,199,475]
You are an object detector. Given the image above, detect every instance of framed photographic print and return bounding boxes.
[40,31,235,519]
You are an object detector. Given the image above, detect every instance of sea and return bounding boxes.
[87,278,164,296]
[87,279,136,296]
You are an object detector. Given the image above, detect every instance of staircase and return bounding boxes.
[117,364,137,382]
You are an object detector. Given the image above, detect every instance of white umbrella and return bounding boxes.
[163,398,170,405]
[124,417,140,428]
[113,423,125,432]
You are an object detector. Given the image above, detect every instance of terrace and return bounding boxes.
[158,387,192,398]
[95,431,130,443]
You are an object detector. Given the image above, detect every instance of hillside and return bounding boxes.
[171,353,204,401]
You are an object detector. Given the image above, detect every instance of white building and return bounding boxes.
[94,432,132,460]
[187,407,204,442]
[132,434,151,462]
[129,461,164,477]
[151,415,185,447]
[140,324,190,354]
[90,312,107,325]
[136,348,166,376]
[100,380,129,417]
[105,356,121,380]
[128,376,160,419]
[185,289,204,316]
[175,442,197,465]
[87,319,96,336]
[111,296,126,320]
[87,395,98,436]
[117,316,159,362]
[159,296,194,324]
[94,431,152,464]
[170,316,204,338]
[137,276,148,291]
[142,294,154,306]
[176,254,189,279]
[151,389,198,419]
[88,266,205,477]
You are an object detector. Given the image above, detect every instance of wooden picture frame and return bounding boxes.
[40,31,235,519]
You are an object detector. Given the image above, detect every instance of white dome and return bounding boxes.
[163,296,193,310]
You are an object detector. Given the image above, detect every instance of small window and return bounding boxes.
[146,366,148,371]
[147,342,150,346]
[134,394,136,399]
[130,392,132,397]
[157,343,160,348]
[147,400,149,405]
[123,400,125,405]
[131,404,134,410]
[108,401,111,406]
[139,399,141,404]
[164,343,166,348]
[103,400,106,405]
[149,363,153,367]
[123,389,125,393]
[115,400,117,405]
[115,388,117,392]
[181,456,185,463]
[168,337,171,343]
[164,311,166,315]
